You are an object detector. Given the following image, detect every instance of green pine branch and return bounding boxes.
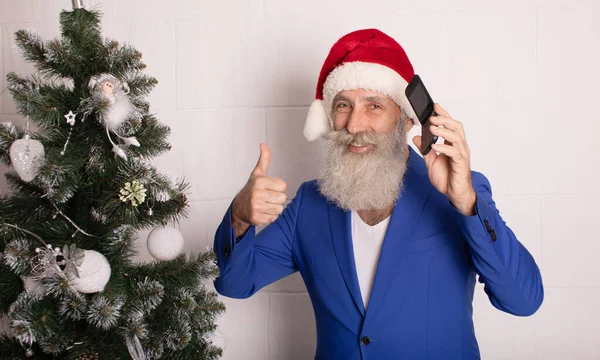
[0,264,23,313]
[6,72,77,128]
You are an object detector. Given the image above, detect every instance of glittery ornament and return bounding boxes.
[9,134,45,182]
[147,226,184,261]
[119,180,147,207]
[68,250,111,293]
[25,349,34,357]
[30,244,62,279]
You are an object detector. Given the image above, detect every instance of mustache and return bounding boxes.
[325,129,386,147]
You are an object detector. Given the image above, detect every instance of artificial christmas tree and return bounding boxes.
[0,2,224,359]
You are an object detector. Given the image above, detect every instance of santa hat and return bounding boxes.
[304,28,418,141]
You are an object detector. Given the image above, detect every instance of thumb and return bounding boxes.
[252,143,271,176]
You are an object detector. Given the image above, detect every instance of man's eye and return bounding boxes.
[336,103,351,111]
[369,104,382,109]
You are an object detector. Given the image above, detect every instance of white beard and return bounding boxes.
[317,123,408,211]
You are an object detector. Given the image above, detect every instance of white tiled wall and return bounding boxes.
[1,0,599,359]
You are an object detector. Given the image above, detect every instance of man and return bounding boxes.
[213,28,543,359]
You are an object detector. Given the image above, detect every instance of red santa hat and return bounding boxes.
[304,28,418,141]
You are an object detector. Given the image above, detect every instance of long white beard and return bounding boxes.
[317,124,408,211]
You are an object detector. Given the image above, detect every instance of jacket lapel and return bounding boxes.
[365,147,433,313]
[328,204,366,316]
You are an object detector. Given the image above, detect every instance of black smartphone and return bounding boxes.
[405,74,438,156]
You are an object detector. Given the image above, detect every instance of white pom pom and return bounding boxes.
[303,99,331,141]
[104,95,133,130]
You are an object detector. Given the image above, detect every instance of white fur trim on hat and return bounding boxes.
[304,99,330,141]
[323,61,417,125]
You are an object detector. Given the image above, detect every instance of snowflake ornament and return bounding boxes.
[119,180,147,207]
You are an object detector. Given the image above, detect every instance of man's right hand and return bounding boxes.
[231,143,288,238]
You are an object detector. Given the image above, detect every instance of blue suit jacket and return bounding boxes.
[214,147,544,359]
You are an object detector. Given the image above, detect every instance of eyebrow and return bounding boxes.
[332,94,389,103]
[332,95,350,104]
[362,95,387,103]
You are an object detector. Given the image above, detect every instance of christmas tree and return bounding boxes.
[0,2,224,359]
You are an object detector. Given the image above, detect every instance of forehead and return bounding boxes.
[334,89,394,103]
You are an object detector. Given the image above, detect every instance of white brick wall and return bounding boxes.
[1,0,599,358]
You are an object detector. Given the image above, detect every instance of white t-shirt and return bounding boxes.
[350,210,391,310]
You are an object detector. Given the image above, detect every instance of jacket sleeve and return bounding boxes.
[213,183,304,299]
[457,171,544,316]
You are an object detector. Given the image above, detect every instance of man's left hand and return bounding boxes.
[413,103,476,216]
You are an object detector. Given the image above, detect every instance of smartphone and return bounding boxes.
[405,74,438,156]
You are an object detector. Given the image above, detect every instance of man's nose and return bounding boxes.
[346,110,369,134]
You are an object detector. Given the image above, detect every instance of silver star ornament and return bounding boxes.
[64,111,76,126]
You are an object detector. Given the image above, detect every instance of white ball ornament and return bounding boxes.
[147,226,184,261]
[69,250,111,293]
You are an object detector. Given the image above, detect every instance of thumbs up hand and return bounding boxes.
[231,144,288,237]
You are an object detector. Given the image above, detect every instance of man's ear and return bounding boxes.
[405,117,415,132]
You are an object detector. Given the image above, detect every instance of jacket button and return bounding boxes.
[361,336,371,346]
[490,230,497,242]
[224,243,231,257]
[484,220,491,231]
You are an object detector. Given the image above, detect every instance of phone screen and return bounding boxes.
[410,81,433,124]
[405,74,438,156]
